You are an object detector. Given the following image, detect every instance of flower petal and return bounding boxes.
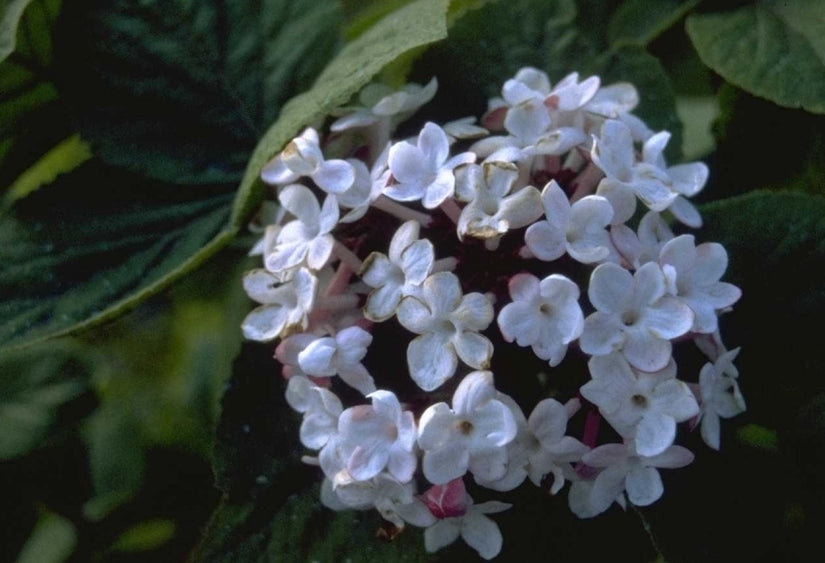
[407,333,457,391]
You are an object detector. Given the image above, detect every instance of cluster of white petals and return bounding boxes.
[241,68,744,559]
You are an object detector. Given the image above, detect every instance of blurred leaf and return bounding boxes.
[15,510,76,563]
[737,424,779,452]
[0,0,32,61]
[0,162,234,353]
[686,0,825,114]
[81,248,250,518]
[675,95,717,160]
[0,340,88,460]
[607,0,699,47]
[109,519,175,553]
[53,0,343,185]
[82,405,145,521]
[231,0,450,228]
[1,133,91,210]
[0,0,70,188]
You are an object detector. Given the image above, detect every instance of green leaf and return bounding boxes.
[410,0,579,122]
[686,1,825,114]
[15,510,76,563]
[607,0,700,48]
[1,133,91,210]
[54,0,344,185]
[707,84,825,200]
[0,162,235,353]
[0,0,33,62]
[0,0,70,189]
[231,0,450,228]
[0,340,88,460]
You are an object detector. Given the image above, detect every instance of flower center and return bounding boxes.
[458,420,474,435]
[622,311,639,326]
[631,394,648,408]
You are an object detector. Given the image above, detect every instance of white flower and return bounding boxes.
[454,161,543,245]
[327,472,436,529]
[471,394,530,492]
[523,180,614,263]
[417,371,517,484]
[385,122,476,208]
[443,117,488,142]
[241,268,317,341]
[582,353,699,456]
[261,127,355,194]
[422,478,511,560]
[397,272,494,391]
[571,442,694,518]
[321,390,417,483]
[524,398,589,492]
[610,211,674,269]
[297,326,376,395]
[659,234,742,334]
[592,120,705,223]
[583,82,640,121]
[699,347,746,450]
[544,72,601,113]
[284,375,342,450]
[360,220,434,322]
[580,262,694,372]
[334,158,383,223]
[264,184,339,274]
[330,78,438,132]
[497,273,584,366]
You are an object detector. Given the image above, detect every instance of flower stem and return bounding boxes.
[373,195,433,226]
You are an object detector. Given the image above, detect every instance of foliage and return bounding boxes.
[1,0,824,561]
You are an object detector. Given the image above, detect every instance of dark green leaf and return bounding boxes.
[639,190,825,562]
[0,162,235,353]
[231,0,450,228]
[53,0,344,185]
[705,84,825,200]
[0,340,88,459]
[607,0,700,48]
[410,0,580,122]
[686,1,825,114]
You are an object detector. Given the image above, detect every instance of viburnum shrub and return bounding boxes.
[241,68,744,560]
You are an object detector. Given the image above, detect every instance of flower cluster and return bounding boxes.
[242,68,744,559]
